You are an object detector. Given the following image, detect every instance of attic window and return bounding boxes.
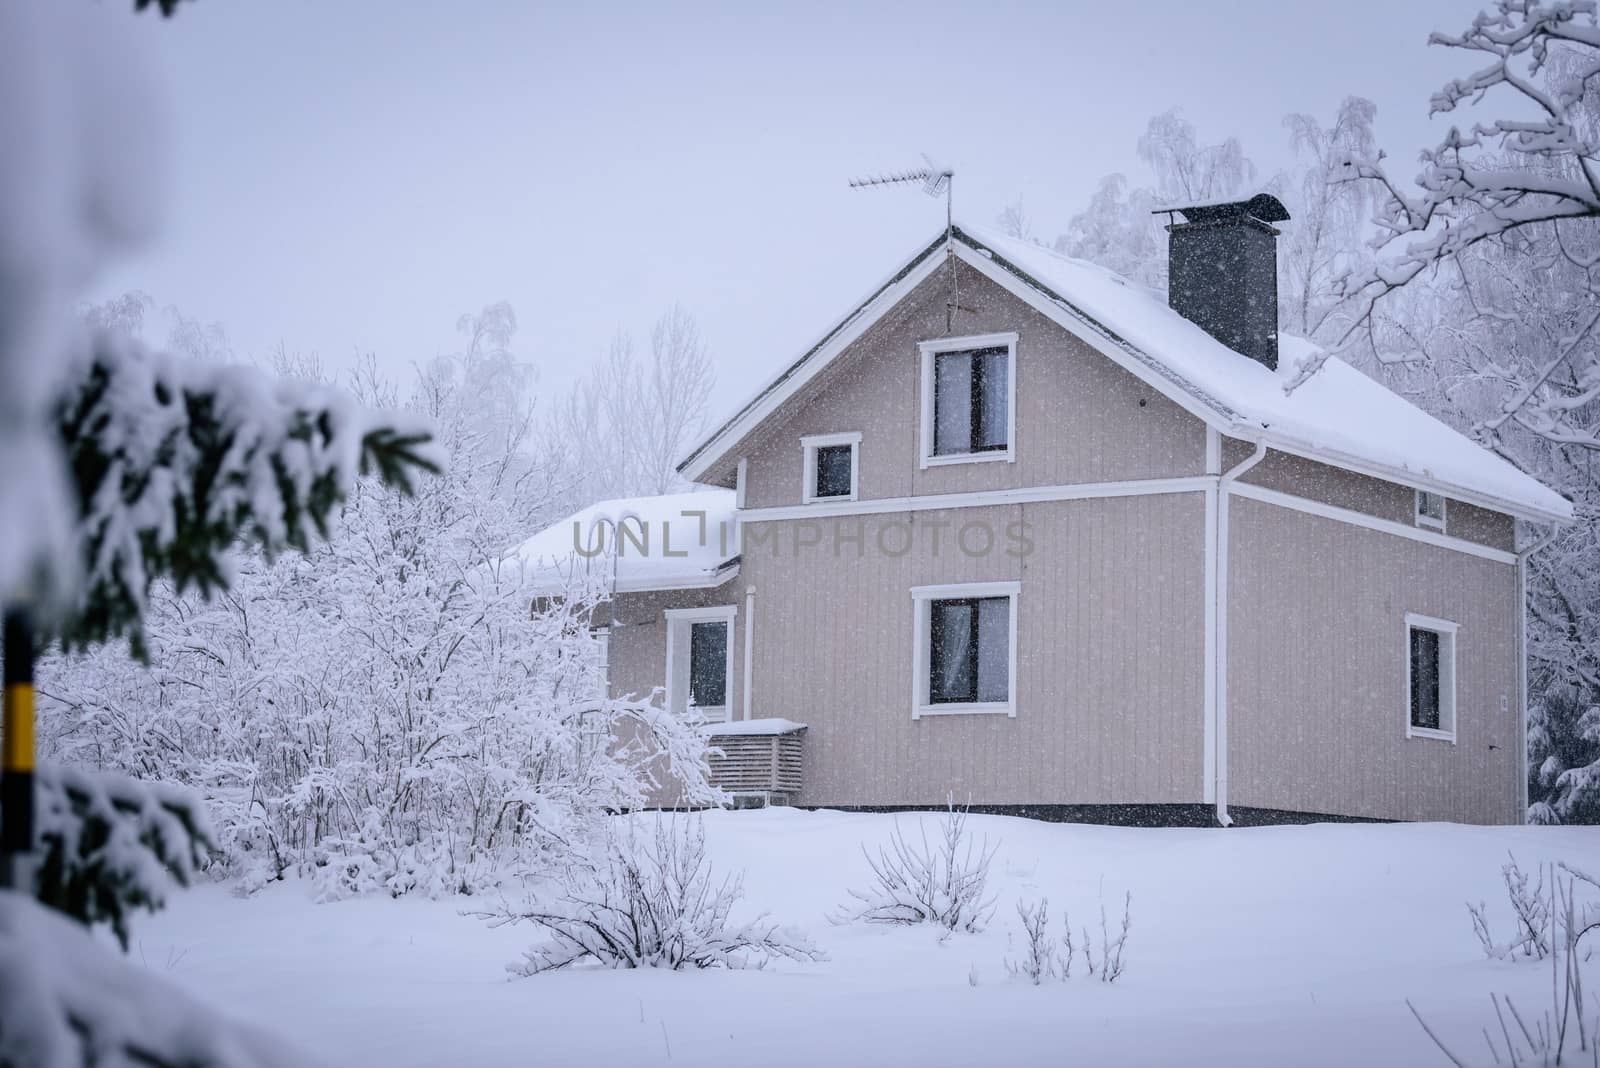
[1415,490,1447,531]
[801,432,861,504]
[918,332,1018,468]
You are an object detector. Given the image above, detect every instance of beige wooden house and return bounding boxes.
[521,195,1572,825]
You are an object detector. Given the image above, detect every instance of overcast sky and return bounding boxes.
[98,0,1480,418]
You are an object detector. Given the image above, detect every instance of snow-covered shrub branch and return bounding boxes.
[1003,892,1132,985]
[478,817,823,973]
[1468,853,1553,961]
[1416,861,1600,1065]
[29,763,212,950]
[831,801,997,934]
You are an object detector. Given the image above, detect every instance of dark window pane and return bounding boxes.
[933,351,973,456]
[975,597,1009,702]
[929,600,975,702]
[1410,627,1440,730]
[929,596,1010,705]
[689,621,727,709]
[974,348,1009,450]
[815,444,853,498]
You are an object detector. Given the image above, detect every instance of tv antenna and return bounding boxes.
[848,153,953,233]
[848,155,966,331]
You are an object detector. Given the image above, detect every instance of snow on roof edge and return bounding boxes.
[674,222,1572,524]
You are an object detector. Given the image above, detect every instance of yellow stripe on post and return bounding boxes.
[2,684,32,773]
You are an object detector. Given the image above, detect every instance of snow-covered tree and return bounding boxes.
[1309,0,1600,820]
[1055,109,1257,292]
[38,309,719,897]
[549,304,715,506]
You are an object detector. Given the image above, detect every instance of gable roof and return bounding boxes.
[680,223,1572,525]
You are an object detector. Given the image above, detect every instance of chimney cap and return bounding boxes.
[1152,192,1290,226]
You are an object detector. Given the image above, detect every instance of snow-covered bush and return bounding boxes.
[832,801,997,934]
[1467,853,1552,961]
[479,817,823,973]
[38,315,718,899]
[0,890,312,1068]
[1002,892,1132,985]
[1005,897,1055,985]
[1079,893,1132,984]
[29,763,212,950]
[1416,863,1599,1066]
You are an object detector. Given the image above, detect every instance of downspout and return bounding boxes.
[1213,439,1267,827]
[743,585,756,722]
[1515,526,1558,824]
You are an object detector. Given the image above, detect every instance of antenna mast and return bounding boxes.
[848,155,961,331]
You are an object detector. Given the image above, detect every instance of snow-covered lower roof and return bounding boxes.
[704,718,807,736]
[679,222,1571,524]
[514,489,739,596]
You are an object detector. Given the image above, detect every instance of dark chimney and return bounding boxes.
[1159,193,1289,371]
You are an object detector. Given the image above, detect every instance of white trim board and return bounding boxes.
[678,242,947,482]
[1227,482,1517,565]
[741,476,1213,523]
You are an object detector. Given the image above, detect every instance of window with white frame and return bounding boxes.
[801,432,861,503]
[910,582,1019,718]
[1415,490,1447,531]
[918,332,1017,467]
[665,606,736,722]
[1405,613,1457,741]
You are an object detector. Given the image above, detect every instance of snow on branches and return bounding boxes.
[38,313,719,898]
[831,801,998,935]
[31,763,213,950]
[57,328,441,656]
[1311,0,1600,455]
[479,817,823,974]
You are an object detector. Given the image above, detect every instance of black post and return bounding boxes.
[1,605,33,891]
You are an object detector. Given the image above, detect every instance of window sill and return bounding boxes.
[1415,520,1446,533]
[1406,725,1456,744]
[921,449,1014,469]
[802,491,858,505]
[913,702,1015,719]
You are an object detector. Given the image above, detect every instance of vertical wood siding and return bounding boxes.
[1226,496,1521,824]
[1223,436,1517,552]
[739,495,1207,806]
[740,262,1207,510]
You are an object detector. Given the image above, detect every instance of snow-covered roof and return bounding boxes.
[514,489,739,596]
[680,222,1571,524]
[966,225,1571,522]
[704,717,807,736]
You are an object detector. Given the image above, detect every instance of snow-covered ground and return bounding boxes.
[132,809,1598,1067]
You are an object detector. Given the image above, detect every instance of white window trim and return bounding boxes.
[800,431,862,504]
[1415,489,1447,532]
[1404,612,1458,743]
[917,331,1018,469]
[664,605,738,724]
[910,581,1020,719]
